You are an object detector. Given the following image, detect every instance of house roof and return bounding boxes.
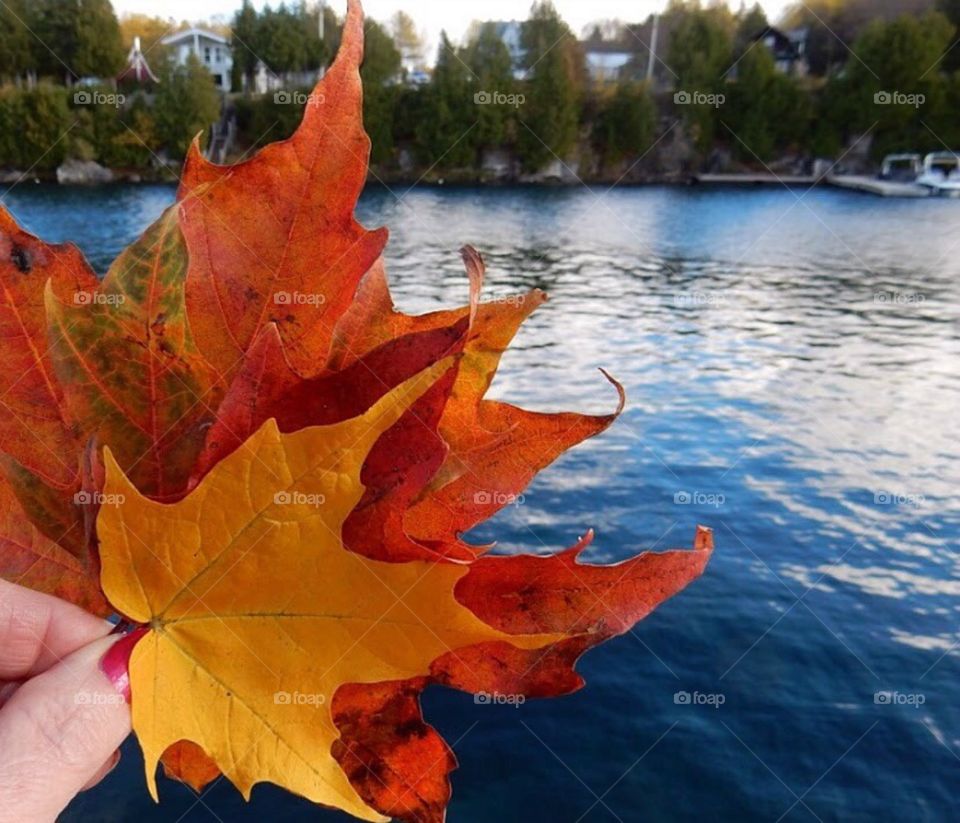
[117,36,159,85]
[582,39,635,56]
[161,28,229,46]
[751,26,804,60]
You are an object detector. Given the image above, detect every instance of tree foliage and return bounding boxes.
[153,55,220,158]
[818,11,956,157]
[517,1,585,172]
[28,0,125,82]
[230,0,329,90]
[464,22,519,149]
[592,81,656,168]
[0,85,72,170]
[360,18,402,164]
[416,32,475,168]
[0,0,32,81]
[724,48,810,161]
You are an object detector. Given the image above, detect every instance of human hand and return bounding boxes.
[0,579,131,822]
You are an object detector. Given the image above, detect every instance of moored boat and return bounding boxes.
[915,152,960,197]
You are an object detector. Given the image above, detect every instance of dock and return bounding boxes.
[693,173,818,185]
[692,172,936,198]
[825,175,930,198]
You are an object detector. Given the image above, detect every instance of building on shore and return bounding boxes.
[116,36,159,90]
[160,28,233,91]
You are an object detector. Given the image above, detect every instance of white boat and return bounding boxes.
[880,153,922,181]
[915,152,960,197]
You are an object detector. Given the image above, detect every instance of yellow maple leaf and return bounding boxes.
[97,359,560,821]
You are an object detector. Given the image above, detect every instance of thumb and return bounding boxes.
[0,634,132,822]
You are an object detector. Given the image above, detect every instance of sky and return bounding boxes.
[112,0,795,52]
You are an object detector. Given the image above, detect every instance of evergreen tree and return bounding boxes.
[259,3,310,74]
[0,0,32,82]
[725,46,809,161]
[843,12,954,157]
[464,22,518,148]
[668,5,734,152]
[301,1,332,72]
[29,1,82,82]
[231,0,260,91]
[936,0,960,69]
[419,32,476,168]
[360,19,401,164]
[592,80,656,169]
[153,55,220,158]
[0,85,72,170]
[320,5,342,64]
[517,1,584,172]
[29,0,124,83]
[74,0,125,78]
[736,3,768,49]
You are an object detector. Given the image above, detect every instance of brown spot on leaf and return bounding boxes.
[10,244,31,273]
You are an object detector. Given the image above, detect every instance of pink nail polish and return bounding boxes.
[100,627,148,702]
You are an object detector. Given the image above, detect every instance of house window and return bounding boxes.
[204,46,211,63]
[215,47,221,62]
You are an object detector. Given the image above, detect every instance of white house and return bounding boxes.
[161,28,232,92]
[583,41,635,83]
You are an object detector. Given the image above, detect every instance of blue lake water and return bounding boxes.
[3,182,958,822]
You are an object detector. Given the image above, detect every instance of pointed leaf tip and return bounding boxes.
[598,368,627,417]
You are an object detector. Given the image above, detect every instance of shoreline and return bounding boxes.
[0,169,852,190]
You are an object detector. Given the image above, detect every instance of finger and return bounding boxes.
[80,749,121,792]
[0,578,112,680]
[0,635,131,821]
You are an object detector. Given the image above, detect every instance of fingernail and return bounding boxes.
[100,627,148,702]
